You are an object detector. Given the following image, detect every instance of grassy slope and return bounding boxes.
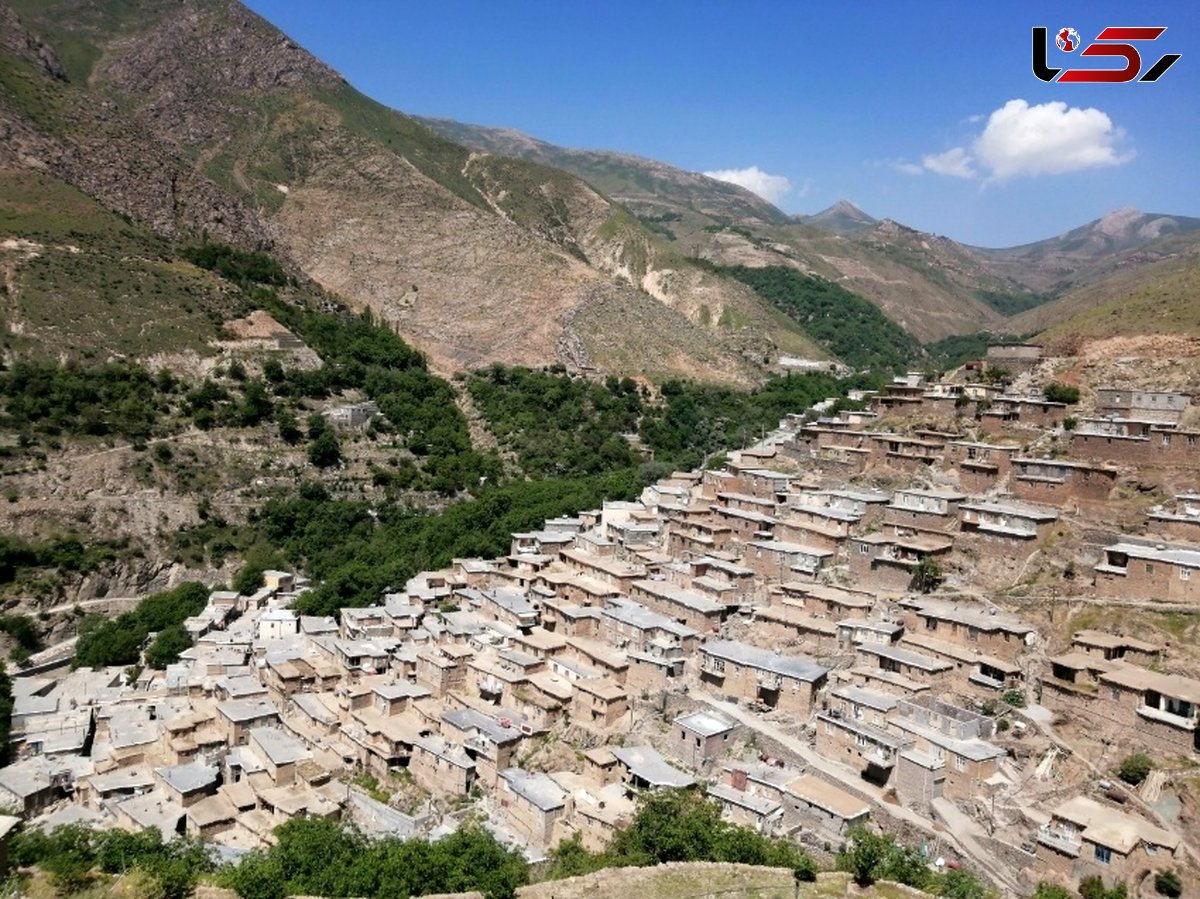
[1036,259,1200,345]
[0,170,239,359]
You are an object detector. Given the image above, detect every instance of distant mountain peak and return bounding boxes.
[797,199,877,234]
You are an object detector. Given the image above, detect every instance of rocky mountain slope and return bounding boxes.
[424,117,1200,344]
[0,0,826,383]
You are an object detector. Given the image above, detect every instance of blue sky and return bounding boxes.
[242,0,1197,247]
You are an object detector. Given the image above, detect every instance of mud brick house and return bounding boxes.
[853,643,952,695]
[884,489,965,535]
[688,555,759,608]
[630,579,724,631]
[898,632,1022,698]
[1094,539,1200,603]
[415,647,470,696]
[699,640,828,716]
[1011,457,1118,505]
[782,773,871,837]
[711,505,779,544]
[733,468,796,500]
[889,697,1004,806]
[1071,630,1160,665]
[1147,493,1200,542]
[744,539,834,583]
[836,619,903,650]
[782,583,876,619]
[828,684,900,728]
[497,767,569,850]
[715,490,778,517]
[570,677,628,729]
[668,520,735,557]
[847,533,953,592]
[1095,666,1200,755]
[706,781,784,835]
[671,710,737,768]
[1015,396,1070,428]
[612,745,695,791]
[1043,659,1199,756]
[944,441,1018,492]
[1096,388,1191,424]
[986,343,1042,376]
[873,373,928,413]
[895,598,1036,662]
[868,433,946,471]
[216,699,280,746]
[792,488,891,529]
[559,547,646,592]
[600,600,700,654]
[816,708,908,785]
[751,603,839,652]
[410,736,476,796]
[777,503,859,551]
[1072,422,1200,468]
[959,500,1059,547]
[1036,795,1181,885]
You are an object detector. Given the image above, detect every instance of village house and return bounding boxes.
[409,736,476,796]
[1147,493,1200,542]
[671,710,737,769]
[1095,388,1191,424]
[1036,795,1180,886]
[782,773,871,837]
[868,433,946,471]
[959,500,1059,546]
[1094,538,1200,603]
[888,697,1005,807]
[1071,630,1160,665]
[847,533,953,593]
[1071,421,1200,470]
[944,440,1018,492]
[611,745,695,791]
[751,603,839,653]
[853,643,953,695]
[895,598,1036,662]
[570,677,629,730]
[699,640,827,716]
[742,539,834,583]
[884,488,965,535]
[816,708,909,786]
[496,767,568,850]
[629,579,724,631]
[986,343,1042,376]
[1011,457,1119,505]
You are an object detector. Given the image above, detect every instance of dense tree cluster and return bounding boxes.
[221,818,527,899]
[0,361,163,440]
[543,789,817,880]
[181,242,288,286]
[837,825,991,898]
[9,823,214,899]
[467,366,642,477]
[722,265,923,372]
[0,534,124,587]
[260,468,645,616]
[73,581,209,669]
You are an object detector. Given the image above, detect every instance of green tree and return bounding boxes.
[1118,752,1153,786]
[938,867,990,899]
[912,557,943,593]
[308,429,341,468]
[1032,883,1073,899]
[837,825,893,887]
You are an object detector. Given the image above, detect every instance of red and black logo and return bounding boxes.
[1033,26,1181,83]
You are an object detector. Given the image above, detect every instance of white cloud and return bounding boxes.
[702,166,792,203]
[922,147,975,179]
[914,99,1132,183]
[973,99,1132,179]
[892,161,924,176]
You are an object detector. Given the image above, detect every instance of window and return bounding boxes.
[968,627,979,642]
[1182,568,1191,582]
[1094,845,1111,864]
[855,734,868,747]
[1146,563,1154,576]
[859,543,870,555]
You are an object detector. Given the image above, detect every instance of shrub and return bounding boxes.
[1118,753,1153,786]
[1044,382,1081,405]
[1002,689,1026,708]
[1155,870,1182,898]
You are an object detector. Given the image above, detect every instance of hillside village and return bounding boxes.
[2,345,1199,898]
